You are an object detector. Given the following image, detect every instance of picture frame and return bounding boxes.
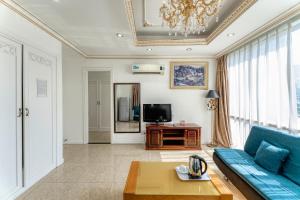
[170,61,209,89]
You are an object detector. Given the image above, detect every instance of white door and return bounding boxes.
[100,83,111,131]
[23,46,57,187]
[88,80,100,131]
[0,36,23,199]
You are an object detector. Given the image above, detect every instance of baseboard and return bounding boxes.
[57,158,64,166]
[65,133,145,144]
[7,187,28,200]
[64,141,84,144]
[7,164,57,200]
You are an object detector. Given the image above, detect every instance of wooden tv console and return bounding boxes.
[145,123,201,150]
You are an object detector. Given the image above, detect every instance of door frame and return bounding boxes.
[83,67,113,144]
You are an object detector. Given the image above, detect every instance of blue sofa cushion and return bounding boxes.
[244,126,300,185]
[215,148,300,200]
[254,140,289,173]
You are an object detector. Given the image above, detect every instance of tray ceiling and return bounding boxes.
[128,0,252,45]
[6,0,300,57]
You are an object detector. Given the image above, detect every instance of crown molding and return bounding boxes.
[2,0,299,60]
[216,3,300,57]
[85,55,215,60]
[124,0,257,46]
[207,0,257,44]
[124,0,138,46]
[0,0,87,57]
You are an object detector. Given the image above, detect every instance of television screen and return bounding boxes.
[143,104,172,122]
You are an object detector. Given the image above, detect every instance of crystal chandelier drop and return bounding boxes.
[159,0,223,37]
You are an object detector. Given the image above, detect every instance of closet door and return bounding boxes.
[0,36,22,199]
[88,80,100,131]
[23,46,57,187]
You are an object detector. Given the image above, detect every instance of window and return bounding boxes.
[228,17,300,148]
[291,19,300,132]
[291,21,300,117]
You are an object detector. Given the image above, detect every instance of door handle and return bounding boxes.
[17,108,22,117]
[97,101,101,105]
[24,108,29,117]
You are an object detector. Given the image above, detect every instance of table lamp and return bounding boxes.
[206,90,220,110]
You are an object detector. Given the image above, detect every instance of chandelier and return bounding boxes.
[159,0,223,37]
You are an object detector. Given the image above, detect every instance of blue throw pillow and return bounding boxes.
[254,140,289,173]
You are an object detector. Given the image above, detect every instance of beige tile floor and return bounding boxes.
[17,144,246,200]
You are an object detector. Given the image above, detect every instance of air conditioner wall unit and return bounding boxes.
[132,64,165,75]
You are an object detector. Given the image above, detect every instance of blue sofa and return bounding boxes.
[213,126,300,200]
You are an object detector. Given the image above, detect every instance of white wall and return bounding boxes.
[0,3,63,199]
[62,45,217,144]
[89,59,216,144]
[62,45,86,143]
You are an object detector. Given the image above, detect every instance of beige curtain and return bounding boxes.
[132,84,140,107]
[213,55,232,147]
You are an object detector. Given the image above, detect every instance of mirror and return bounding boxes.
[114,83,141,133]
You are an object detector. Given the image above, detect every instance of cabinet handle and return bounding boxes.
[25,108,29,116]
[17,108,22,117]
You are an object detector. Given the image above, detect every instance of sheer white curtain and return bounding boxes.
[228,18,300,148]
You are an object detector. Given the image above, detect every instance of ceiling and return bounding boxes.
[132,0,244,40]
[10,0,300,57]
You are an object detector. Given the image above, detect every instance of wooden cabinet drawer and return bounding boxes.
[186,130,198,147]
[149,130,161,147]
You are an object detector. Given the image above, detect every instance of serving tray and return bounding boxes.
[175,166,211,181]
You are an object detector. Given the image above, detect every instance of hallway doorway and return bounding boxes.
[88,71,111,144]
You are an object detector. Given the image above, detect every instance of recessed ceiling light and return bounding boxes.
[186,48,192,51]
[227,33,235,37]
[116,33,124,38]
[53,0,60,2]
[146,48,152,51]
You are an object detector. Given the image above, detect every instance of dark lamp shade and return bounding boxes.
[206,90,220,99]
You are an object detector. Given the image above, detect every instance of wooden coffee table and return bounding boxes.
[124,161,233,200]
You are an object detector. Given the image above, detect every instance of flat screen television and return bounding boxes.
[143,104,172,123]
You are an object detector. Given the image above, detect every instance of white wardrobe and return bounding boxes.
[0,35,58,200]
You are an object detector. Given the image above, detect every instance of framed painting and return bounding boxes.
[170,61,208,89]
